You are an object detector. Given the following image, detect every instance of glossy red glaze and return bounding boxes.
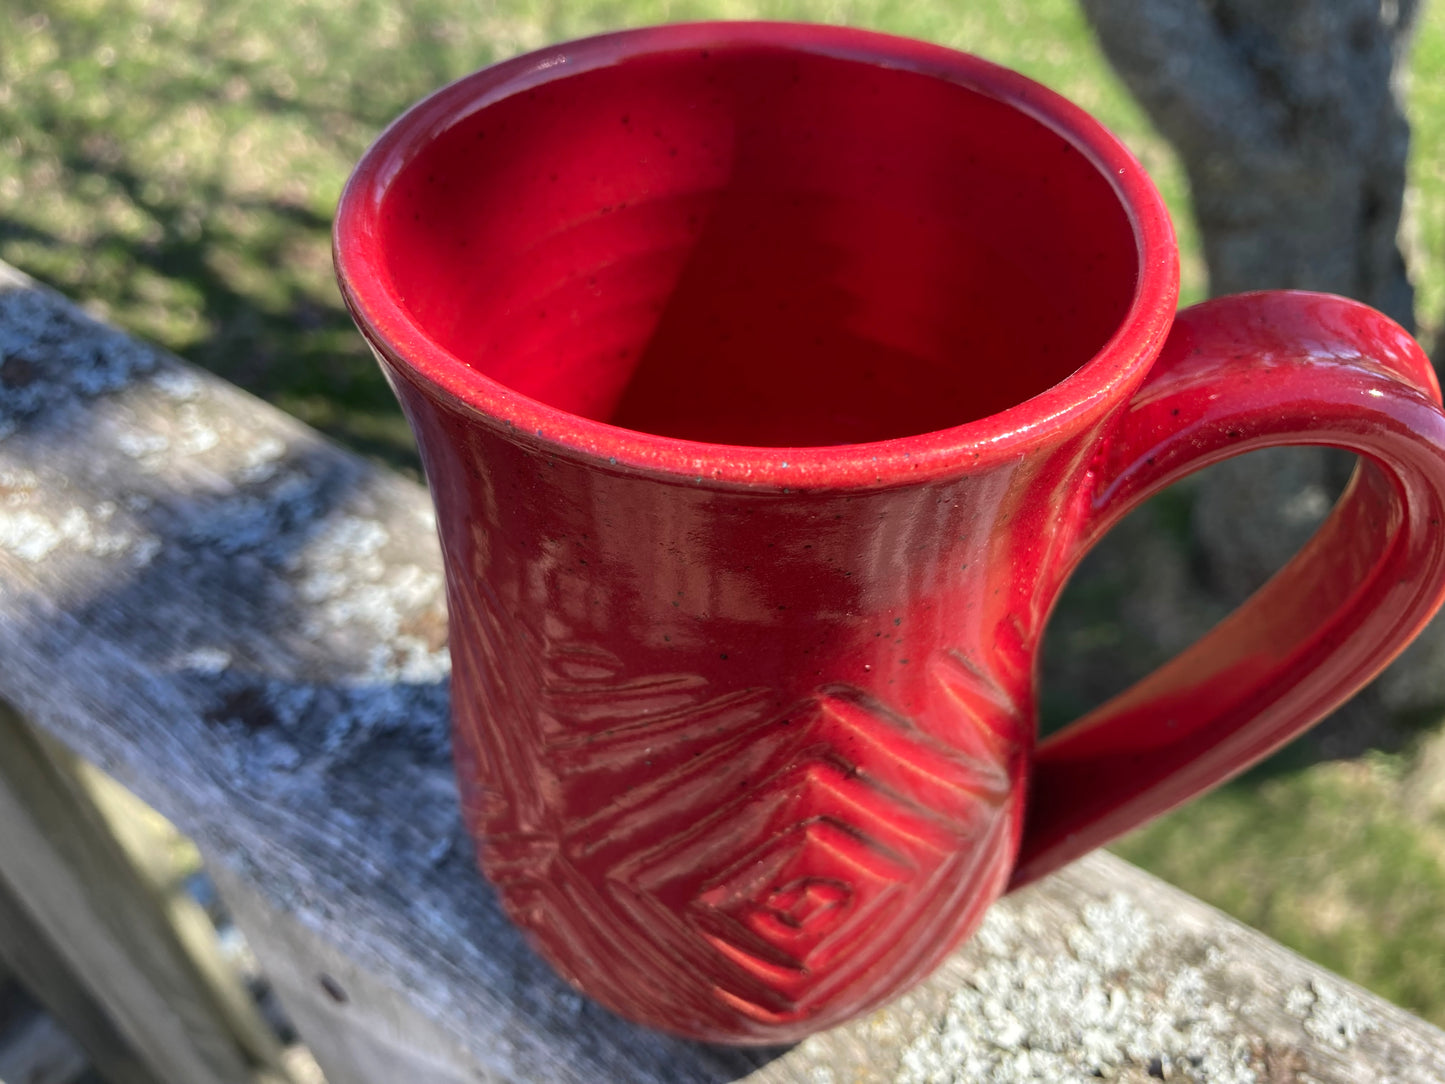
[334,23,1445,1044]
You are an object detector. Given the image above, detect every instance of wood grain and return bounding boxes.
[0,869,158,1084]
[0,703,272,1084]
[1,260,1442,1083]
[0,1010,89,1084]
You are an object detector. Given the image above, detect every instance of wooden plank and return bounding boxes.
[211,868,487,1084]
[212,847,1445,1084]
[0,703,286,1084]
[0,1011,89,1084]
[0,954,96,1084]
[0,260,1442,1082]
[0,960,30,1045]
[0,825,162,1084]
[68,750,289,1074]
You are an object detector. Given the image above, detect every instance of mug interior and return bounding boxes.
[372,41,1139,447]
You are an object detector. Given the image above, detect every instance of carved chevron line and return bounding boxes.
[822,800,1016,1008]
[993,612,1033,695]
[448,579,553,834]
[542,669,711,729]
[931,647,1019,718]
[559,693,793,859]
[814,689,1011,815]
[492,864,725,1030]
[546,685,780,769]
[925,648,1028,766]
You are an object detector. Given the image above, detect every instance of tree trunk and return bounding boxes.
[1080,0,1419,325]
[1066,0,1438,733]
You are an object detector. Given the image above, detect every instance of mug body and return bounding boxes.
[335,22,1177,1043]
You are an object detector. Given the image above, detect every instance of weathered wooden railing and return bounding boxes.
[1,260,1443,1083]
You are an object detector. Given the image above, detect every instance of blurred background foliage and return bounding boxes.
[3,0,1445,1025]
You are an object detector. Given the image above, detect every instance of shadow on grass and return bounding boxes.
[0,0,529,474]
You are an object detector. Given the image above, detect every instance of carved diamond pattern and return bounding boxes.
[691,817,910,990]
[447,581,1027,1037]
[566,689,1014,1019]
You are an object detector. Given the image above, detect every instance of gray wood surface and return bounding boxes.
[2,260,1443,1083]
[0,1009,89,1084]
[0,876,156,1084]
[0,702,280,1084]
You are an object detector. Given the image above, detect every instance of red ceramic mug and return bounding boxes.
[335,23,1445,1044]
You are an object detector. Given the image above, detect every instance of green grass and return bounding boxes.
[1113,747,1445,1022]
[0,0,1202,470]
[4,0,1445,1027]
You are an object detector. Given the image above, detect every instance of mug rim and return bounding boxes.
[333,21,1179,489]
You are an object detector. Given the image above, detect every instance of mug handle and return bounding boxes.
[1010,291,1445,888]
